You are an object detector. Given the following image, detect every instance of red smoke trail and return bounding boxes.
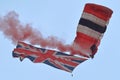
[0,11,73,52]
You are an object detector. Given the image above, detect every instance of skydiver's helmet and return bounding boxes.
[72,3,113,58]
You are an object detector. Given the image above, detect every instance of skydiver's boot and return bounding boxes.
[72,3,113,58]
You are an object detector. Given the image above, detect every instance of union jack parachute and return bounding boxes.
[13,41,87,72]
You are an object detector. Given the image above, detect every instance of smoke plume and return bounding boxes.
[0,11,73,52]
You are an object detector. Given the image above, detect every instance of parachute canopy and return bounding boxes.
[72,3,113,58]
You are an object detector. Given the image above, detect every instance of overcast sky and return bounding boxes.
[0,0,120,80]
